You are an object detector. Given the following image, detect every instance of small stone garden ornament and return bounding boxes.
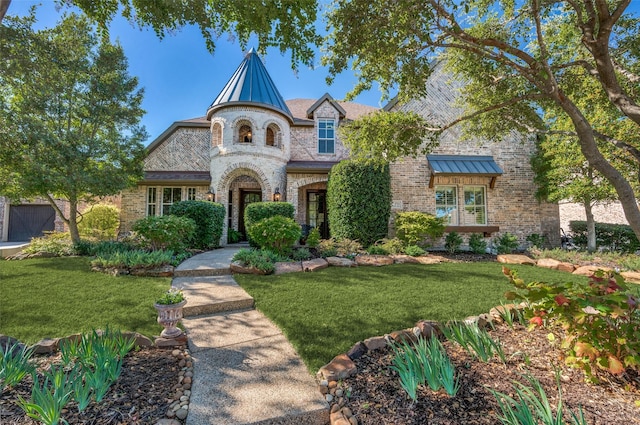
[154,288,187,338]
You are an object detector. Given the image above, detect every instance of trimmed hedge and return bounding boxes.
[569,220,640,253]
[247,216,301,255]
[132,215,196,251]
[170,200,225,249]
[244,202,295,246]
[327,161,391,247]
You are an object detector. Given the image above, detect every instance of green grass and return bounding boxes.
[0,257,171,344]
[235,263,589,372]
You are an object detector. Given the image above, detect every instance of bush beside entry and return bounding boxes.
[244,202,295,247]
[247,216,301,256]
[169,200,225,249]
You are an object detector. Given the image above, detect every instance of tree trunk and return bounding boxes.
[0,0,10,23]
[584,201,597,253]
[67,199,81,244]
[556,95,640,243]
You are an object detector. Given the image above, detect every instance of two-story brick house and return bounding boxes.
[119,49,560,248]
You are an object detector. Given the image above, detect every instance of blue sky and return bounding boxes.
[6,0,640,144]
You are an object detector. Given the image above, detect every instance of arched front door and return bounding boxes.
[239,190,262,240]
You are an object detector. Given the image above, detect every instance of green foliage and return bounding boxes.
[169,200,225,249]
[22,232,75,257]
[244,202,295,247]
[569,221,640,254]
[90,249,174,269]
[490,373,588,425]
[73,240,138,257]
[155,288,185,305]
[367,245,388,255]
[339,111,438,166]
[0,13,147,243]
[377,238,405,255]
[132,215,196,251]
[444,232,463,254]
[334,239,363,257]
[504,268,640,379]
[327,161,391,247]
[78,204,120,240]
[526,233,547,250]
[232,248,280,274]
[494,233,519,254]
[247,216,301,256]
[317,239,338,258]
[227,228,243,244]
[389,337,459,401]
[292,247,312,261]
[395,211,446,247]
[468,233,488,255]
[1,342,35,391]
[404,245,426,257]
[18,365,72,425]
[441,322,505,363]
[305,227,321,248]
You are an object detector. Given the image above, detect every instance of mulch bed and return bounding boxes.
[1,348,182,424]
[337,323,640,424]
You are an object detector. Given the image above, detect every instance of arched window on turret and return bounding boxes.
[212,122,222,147]
[266,124,281,148]
[238,123,252,143]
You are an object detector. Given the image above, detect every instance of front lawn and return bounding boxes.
[0,257,171,344]
[235,262,589,371]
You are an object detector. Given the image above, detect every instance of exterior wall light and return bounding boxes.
[206,189,215,202]
[273,188,281,202]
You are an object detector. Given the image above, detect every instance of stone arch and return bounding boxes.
[231,116,258,143]
[217,162,273,201]
[287,175,329,220]
[264,122,282,148]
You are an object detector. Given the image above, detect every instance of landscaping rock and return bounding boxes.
[156,419,182,425]
[390,254,420,264]
[557,262,576,273]
[0,335,24,353]
[122,331,154,347]
[389,329,417,343]
[572,265,613,276]
[274,261,303,274]
[303,258,329,272]
[346,342,367,360]
[318,354,357,381]
[415,256,445,265]
[326,256,357,267]
[32,338,58,354]
[536,258,561,269]
[621,271,640,284]
[355,255,393,266]
[230,261,268,275]
[363,336,388,351]
[497,254,536,265]
[415,320,440,338]
[155,334,188,348]
[489,304,519,322]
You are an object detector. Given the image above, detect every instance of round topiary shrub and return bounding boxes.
[247,215,301,255]
[169,200,225,249]
[327,161,391,247]
[78,204,120,240]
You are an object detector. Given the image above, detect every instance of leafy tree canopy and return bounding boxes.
[0,11,147,242]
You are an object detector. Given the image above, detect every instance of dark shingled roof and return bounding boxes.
[286,161,339,174]
[207,48,292,121]
[142,171,211,184]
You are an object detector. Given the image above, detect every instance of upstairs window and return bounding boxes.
[212,122,222,146]
[318,119,335,154]
[239,124,252,143]
[266,127,275,146]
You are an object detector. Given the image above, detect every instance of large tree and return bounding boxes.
[0,12,146,243]
[0,0,320,70]
[323,0,640,241]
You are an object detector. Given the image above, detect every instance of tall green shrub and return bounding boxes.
[244,202,295,246]
[247,216,301,255]
[570,220,640,253]
[169,200,225,249]
[78,204,120,240]
[327,161,391,247]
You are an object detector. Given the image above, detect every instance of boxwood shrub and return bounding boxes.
[169,200,225,249]
[244,202,295,246]
[132,215,196,251]
[569,220,640,253]
[247,216,301,255]
[327,161,391,247]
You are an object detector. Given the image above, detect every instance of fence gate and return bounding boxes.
[8,205,56,241]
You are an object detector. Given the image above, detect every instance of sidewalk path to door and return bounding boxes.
[173,248,329,425]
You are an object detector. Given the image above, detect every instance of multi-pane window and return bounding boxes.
[318,119,335,154]
[435,186,457,225]
[187,187,197,201]
[463,186,486,225]
[147,188,157,216]
[435,185,487,225]
[162,188,182,215]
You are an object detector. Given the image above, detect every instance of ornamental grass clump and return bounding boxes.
[18,365,72,425]
[441,321,505,363]
[503,267,640,381]
[1,342,35,391]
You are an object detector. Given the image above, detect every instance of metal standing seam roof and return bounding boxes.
[426,155,503,175]
[207,48,293,120]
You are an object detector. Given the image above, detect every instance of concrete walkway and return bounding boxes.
[174,248,329,425]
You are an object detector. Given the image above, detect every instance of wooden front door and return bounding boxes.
[239,190,261,240]
[307,190,329,239]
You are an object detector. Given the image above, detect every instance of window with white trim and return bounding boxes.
[435,185,487,225]
[435,186,457,225]
[463,186,487,225]
[187,187,197,201]
[162,187,182,215]
[147,187,157,216]
[318,119,335,154]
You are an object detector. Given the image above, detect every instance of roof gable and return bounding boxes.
[305,93,346,119]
